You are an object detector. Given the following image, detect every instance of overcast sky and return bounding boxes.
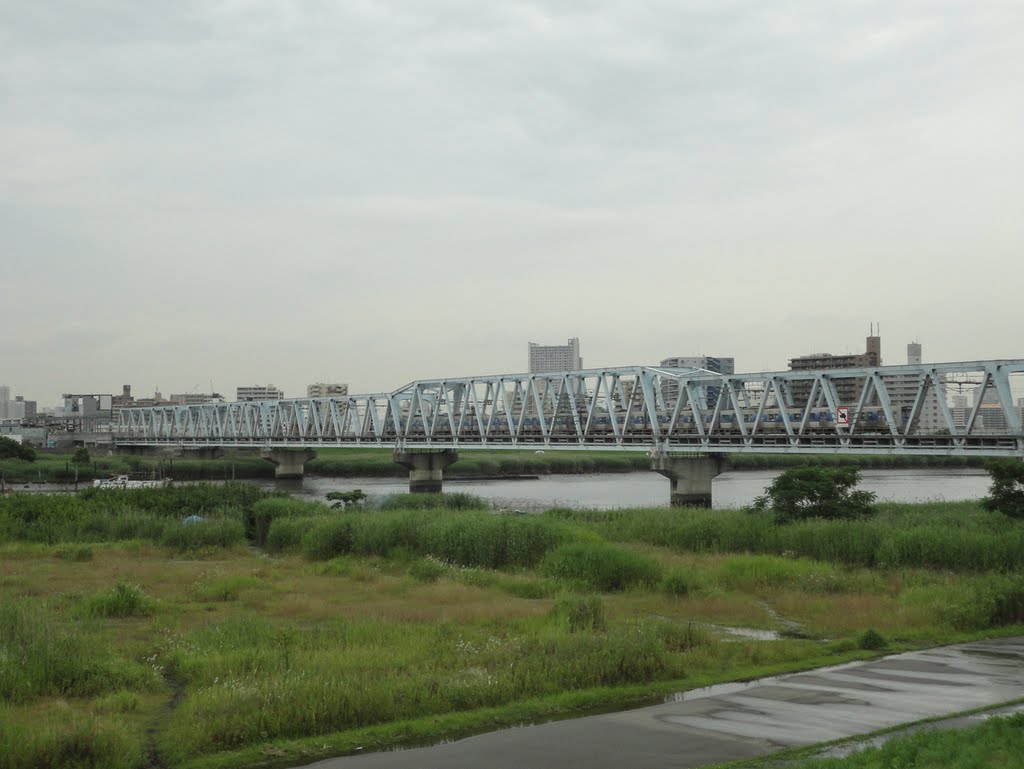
[2,1,1022,403]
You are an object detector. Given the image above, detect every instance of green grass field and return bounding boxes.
[1,484,1021,769]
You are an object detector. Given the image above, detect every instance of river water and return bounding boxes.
[256,468,992,511]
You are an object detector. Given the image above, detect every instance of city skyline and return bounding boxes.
[3,331,1018,406]
[3,3,1022,404]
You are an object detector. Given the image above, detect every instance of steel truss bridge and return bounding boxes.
[114,360,1024,457]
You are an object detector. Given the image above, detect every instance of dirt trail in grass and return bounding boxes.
[144,673,186,769]
[758,599,807,636]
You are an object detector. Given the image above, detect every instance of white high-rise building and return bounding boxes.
[236,384,284,402]
[528,338,582,374]
[659,356,736,409]
[659,356,735,375]
[907,342,922,365]
[0,385,9,420]
[307,383,349,398]
[887,343,944,432]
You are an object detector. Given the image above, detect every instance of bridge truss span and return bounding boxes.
[115,360,1024,456]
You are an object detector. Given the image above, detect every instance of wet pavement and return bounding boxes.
[301,636,1024,769]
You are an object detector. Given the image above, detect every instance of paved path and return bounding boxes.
[303,637,1024,769]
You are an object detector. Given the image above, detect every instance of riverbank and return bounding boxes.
[0,446,993,485]
[1,484,1022,769]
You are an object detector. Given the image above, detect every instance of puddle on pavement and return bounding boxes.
[716,625,783,641]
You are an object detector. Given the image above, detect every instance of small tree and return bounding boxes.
[0,436,36,461]
[982,459,1024,519]
[326,489,367,509]
[71,447,91,466]
[752,466,876,524]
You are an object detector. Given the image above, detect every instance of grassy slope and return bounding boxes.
[1,487,1022,769]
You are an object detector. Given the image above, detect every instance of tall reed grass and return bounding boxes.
[159,611,721,758]
[555,503,1024,572]
[300,509,577,569]
[0,706,143,769]
[541,542,663,591]
[0,483,272,547]
[0,600,155,702]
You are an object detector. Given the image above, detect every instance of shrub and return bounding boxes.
[938,575,1024,630]
[302,517,356,560]
[409,556,447,583]
[982,459,1024,518]
[189,575,261,603]
[541,542,662,591]
[662,567,701,596]
[752,466,877,523]
[80,582,155,619]
[265,516,323,553]
[0,436,35,461]
[326,489,367,508]
[246,497,327,547]
[550,594,606,632]
[857,628,887,650]
[160,518,246,551]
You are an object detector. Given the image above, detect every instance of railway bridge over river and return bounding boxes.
[114,360,1024,505]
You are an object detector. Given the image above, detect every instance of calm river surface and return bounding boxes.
[256,468,991,511]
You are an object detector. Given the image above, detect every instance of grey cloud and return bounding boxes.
[2,1,1022,400]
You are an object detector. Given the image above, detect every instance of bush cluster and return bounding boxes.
[752,466,877,523]
[541,541,662,591]
[299,510,576,570]
[0,436,35,462]
[982,458,1024,518]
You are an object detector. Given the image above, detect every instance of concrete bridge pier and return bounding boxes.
[394,449,459,493]
[652,453,726,507]
[263,448,317,479]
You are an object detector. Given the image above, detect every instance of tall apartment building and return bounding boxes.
[307,383,349,398]
[886,343,945,432]
[788,333,882,406]
[528,338,582,374]
[948,384,1021,433]
[12,396,35,420]
[0,385,9,421]
[659,356,735,375]
[236,384,284,402]
[659,356,735,409]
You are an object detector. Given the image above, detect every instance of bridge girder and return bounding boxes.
[115,361,1024,457]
